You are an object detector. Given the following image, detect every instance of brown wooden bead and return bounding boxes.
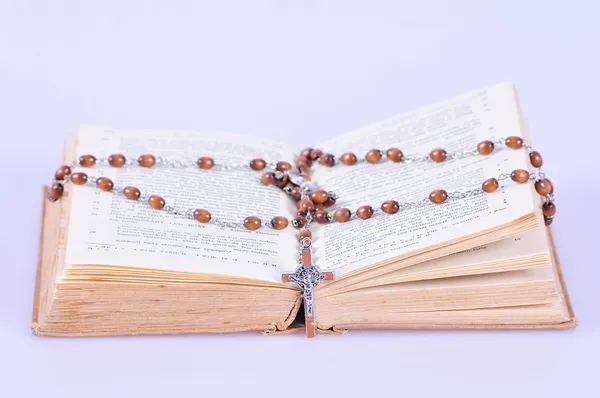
[96,177,114,191]
[529,151,543,168]
[381,200,399,214]
[365,149,382,164]
[198,156,215,169]
[54,165,72,180]
[274,174,289,188]
[108,154,126,167]
[340,152,357,165]
[310,149,323,160]
[511,169,530,183]
[297,199,315,214]
[324,196,336,207]
[314,203,324,211]
[310,190,328,204]
[297,163,310,174]
[70,172,88,185]
[356,205,373,219]
[477,140,495,155]
[123,186,141,200]
[542,202,556,217]
[249,158,266,170]
[271,216,288,230]
[505,136,523,149]
[429,189,448,204]
[291,186,302,201]
[292,215,307,229]
[300,148,313,158]
[298,229,312,241]
[313,210,329,224]
[276,161,292,172]
[194,209,212,223]
[79,155,96,167]
[243,216,261,230]
[48,183,64,201]
[333,208,351,222]
[319,154,335,167]
[386,148,403,162]
[138,154,156,167]
[544,216,553,226]
[482,178,499,193]
[535,179,553,196]
[261,172,275,185]
[429,148,447,162]
[148,195,165,209]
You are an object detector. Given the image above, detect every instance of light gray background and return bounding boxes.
[1,1,598,396]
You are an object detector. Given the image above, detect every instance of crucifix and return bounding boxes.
[282,237,334,338]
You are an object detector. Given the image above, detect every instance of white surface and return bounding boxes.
[1,1,598,396]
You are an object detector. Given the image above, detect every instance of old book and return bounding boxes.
[32,83,576,336]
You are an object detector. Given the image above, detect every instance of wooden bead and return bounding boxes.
[298,229,312,241]
[535,179,553,196]
[429,148,447,162]
[198,156,215,169]
[271,216,288,230]
[194,209,212,223]
[297,199,315,214]
[333,208,351,222]
[48,183,64,201]
[544,216,553,226]
[381,200,399,214]
[365,149,382,164]
[276,161,292,172]
[542,202,556,217]
[477,140,495,155]
[108,154,126,167]
[310,149,323,160]
[310,190,328,204]
[529,151,543,168]
[386,148,403,162]
[138,154,156,167]
[482,178,499,193]
[340,152,357,165]
[292,215,307,229]
[243,216,261,230]
[70,172,88,185]
[123,186,141,200]
[429,189,448,204]
[324,196,336,207]
[511,169,530,183]
[356,205,373,219]
[296,163,310,174]
[291,186,302,201]
[96,177,114,191]
[274,174,289,188]
[249,158,266,170]
[313,210,329,224]
[54,165,71,180]
[148,195,165,209]
[300,148,313,158]
[319,154,335,167]
[314,203,324,211]
[79,155,96,167]
[261,172,275,185]
[505,136,523,149]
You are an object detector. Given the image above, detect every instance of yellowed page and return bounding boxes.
[65,125,298,282]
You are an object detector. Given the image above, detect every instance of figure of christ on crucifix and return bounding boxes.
[282,237,334,338]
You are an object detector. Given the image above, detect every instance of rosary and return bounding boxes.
[47,136,556,337]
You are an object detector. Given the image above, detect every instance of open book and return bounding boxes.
[32,83,575,336]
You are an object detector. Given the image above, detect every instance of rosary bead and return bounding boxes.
[310,190,328,204]
[340,152,357,165]
[482,178,499,193]
[505,136,523,149]
[96,177,114,191]
[261,172,275,185]
[333,208,351,222]
[356,205,374,219]
[249,158,266,171]
[79,155,96,167]
[296,161,310,174]
[292,215,307,229]
[271,216,288,230]
[123,186,141,200]
[276,161,292,172]
[198,156,215,169]
[297,199,315,214]
[365,149,382,164]
[429,189,448,204]
[298,229,312,241]
[386,148,403,162]
[48,183,64,201]
[511,169,530,183]
[477,140,495,155]
[544,216,553,226]
[529,151,543,168]
[429,148,447,162]
[542,202,556,217]
[535,179,553,196]
[243,216,262,230]
[313,210,329,224]
[291,186,302,201]
[274,174,289,188]
[138,154,156,167]
[324,196,336,207]
[319,154,335,167]
[148,195,166,209]
[54,165,71,181]
[310,149,323,161]
[70,172,88,185]
[108,154,126,167]
[381,200,400,214]
[314,203,324,211]
[194,209,212,223]
[300,148,313,158]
